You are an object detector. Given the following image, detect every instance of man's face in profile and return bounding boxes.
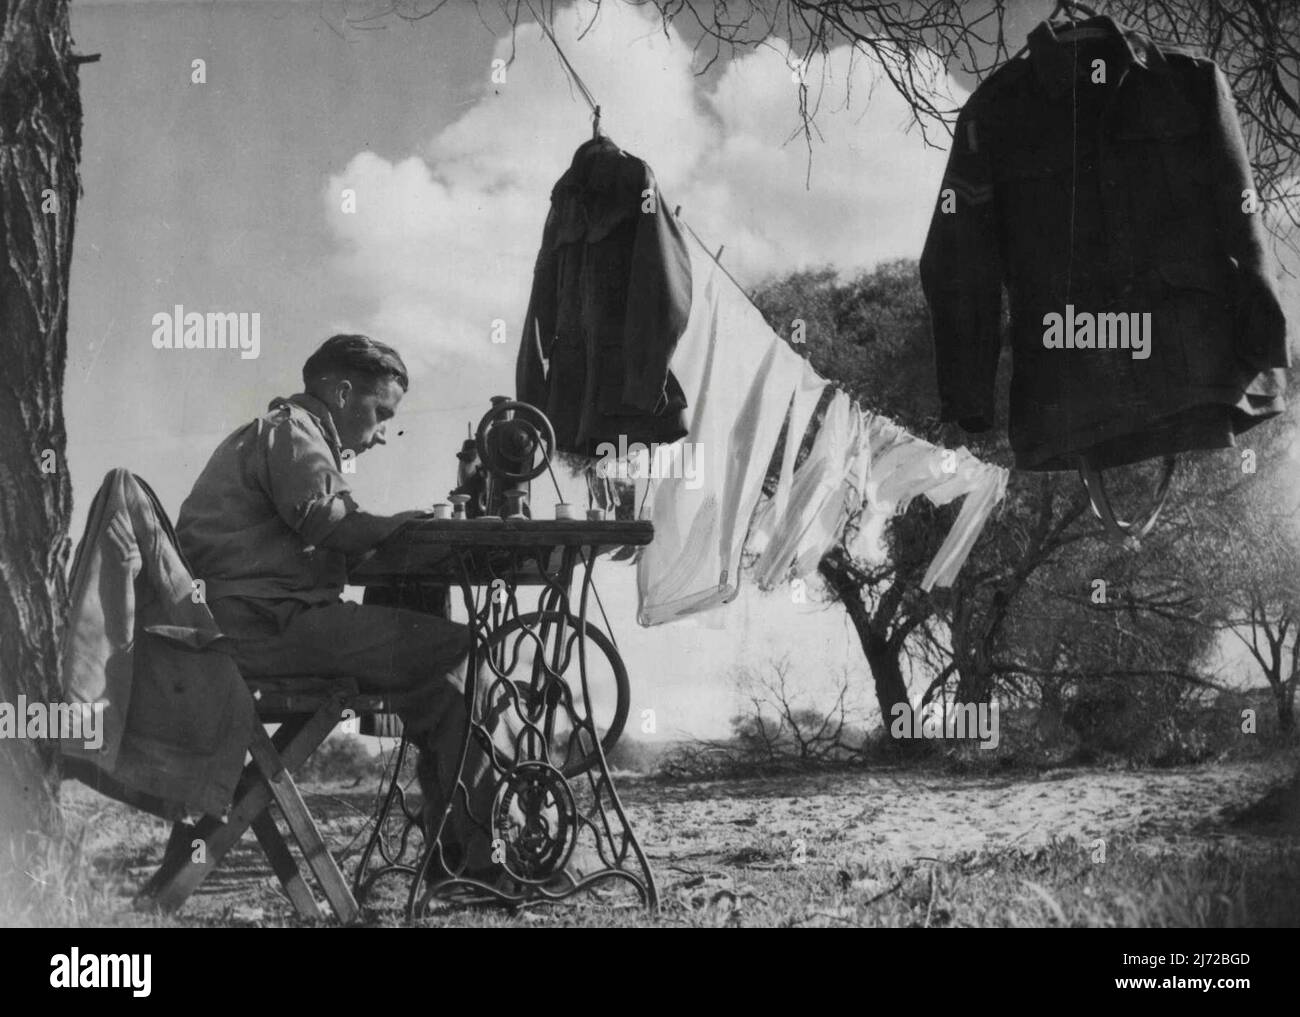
[329,376,404,455]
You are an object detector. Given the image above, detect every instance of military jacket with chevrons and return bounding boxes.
[921,16,1289,471]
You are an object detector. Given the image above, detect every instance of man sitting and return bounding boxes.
[176,333,493,871]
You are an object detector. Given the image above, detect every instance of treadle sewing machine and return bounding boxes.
[348,397,656,916]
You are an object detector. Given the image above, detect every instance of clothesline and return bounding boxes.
[515,139,1009,610]
[530,147,1011,607]
[673,210,1009,572]
[632,230,1011,626]
[670,213,873,421]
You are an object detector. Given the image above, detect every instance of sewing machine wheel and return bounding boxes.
[492,761,577,882]
[481,611,630,778]
[475,400,556,482]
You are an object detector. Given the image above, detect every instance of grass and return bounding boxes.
[4,720,1296,928]
[0,826,166,929]
[392,836,1300,929]
[5,775,1298,928]
[281,836,1300,928]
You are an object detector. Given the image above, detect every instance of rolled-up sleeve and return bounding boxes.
[262,418,359,545]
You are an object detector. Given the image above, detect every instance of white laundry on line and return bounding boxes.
[635,230,1010,626]
[635,236,808,626]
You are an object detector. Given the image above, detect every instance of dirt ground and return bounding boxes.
[52,750,1300,928]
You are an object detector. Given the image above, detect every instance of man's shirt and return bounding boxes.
[177,392,358,604]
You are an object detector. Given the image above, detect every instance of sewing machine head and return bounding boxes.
[450,397,556,519]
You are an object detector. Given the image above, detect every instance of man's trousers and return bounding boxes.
[209,595,501,870]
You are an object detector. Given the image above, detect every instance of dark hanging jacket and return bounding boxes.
[517,135,692,456]
[921,15,1289,472]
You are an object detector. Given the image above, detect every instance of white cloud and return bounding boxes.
[323,1,963,377]
[690,44,962,282]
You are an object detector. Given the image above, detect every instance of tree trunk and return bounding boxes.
[0,0,83,871]
[954,664,993,706]
[1276,682,1295,734]
[953,589,1008,708]
[1037,679,1065,741]
[817,554,912,732]
[862,629,911,730]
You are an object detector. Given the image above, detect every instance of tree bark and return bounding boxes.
[817,552,912,731]
[953,590,1005,707]
[862,629,911,731]
[1276,683,1295,734]
[0,0,82,868]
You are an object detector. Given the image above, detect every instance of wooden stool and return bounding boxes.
[123,677,414,923]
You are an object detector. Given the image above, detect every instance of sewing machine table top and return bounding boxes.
[349,518,654,586]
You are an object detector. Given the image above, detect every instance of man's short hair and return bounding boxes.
[303,334,409,394]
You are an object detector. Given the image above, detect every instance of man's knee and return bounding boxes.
[280,601,470,689]
[413,615,471,679]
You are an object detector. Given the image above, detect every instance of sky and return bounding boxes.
[64,0,1296,740]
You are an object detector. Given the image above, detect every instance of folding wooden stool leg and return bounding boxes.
[247,724,360,923]
[251,809,322,920]
[149,696,345,914]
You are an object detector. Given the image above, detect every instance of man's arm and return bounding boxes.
[317,508,427,556]
[263,416,429,558]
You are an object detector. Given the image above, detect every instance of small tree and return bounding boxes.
[1188,413,1300,733]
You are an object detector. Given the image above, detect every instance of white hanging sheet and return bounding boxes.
[635,237,807,626]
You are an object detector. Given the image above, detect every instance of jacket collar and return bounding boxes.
[270,392,344,454]
[1027,15,1158,98]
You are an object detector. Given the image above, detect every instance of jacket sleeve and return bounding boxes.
[1205,63,1290,371]
[620,166,692,413]
[920,96,1005,432]
[263,417,359,546]
[516,207,558,410]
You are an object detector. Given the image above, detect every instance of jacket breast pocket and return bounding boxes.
[1114,112,1208,224]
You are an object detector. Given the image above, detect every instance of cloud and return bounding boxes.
[325,150,536,376]
[323,1,962,377]
[688,44,961,283]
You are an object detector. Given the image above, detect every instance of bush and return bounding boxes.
[602,736,668,775]
[295,733,388,786]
